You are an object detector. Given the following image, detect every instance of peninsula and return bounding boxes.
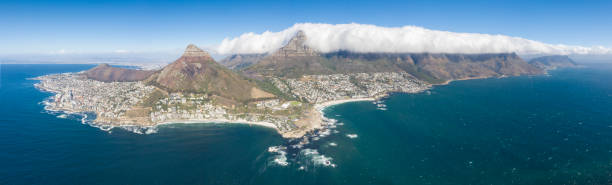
[34,31,571,138]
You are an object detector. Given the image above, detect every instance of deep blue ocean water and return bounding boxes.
[1,64,612,185]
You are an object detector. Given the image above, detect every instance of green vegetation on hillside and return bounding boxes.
[254,79,296,101]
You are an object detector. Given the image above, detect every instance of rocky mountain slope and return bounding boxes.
[396,52,542,83]
[146,44,275,103]
[84,64,157,82]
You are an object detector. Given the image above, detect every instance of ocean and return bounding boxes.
[1,64,612,184]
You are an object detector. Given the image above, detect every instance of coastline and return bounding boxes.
[111,119,279,135]
[279,97,376,138]
[36,82,280,135]
[437,76,491,86]
[47,105,280,134]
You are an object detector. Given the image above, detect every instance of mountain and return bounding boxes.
[219,53,267,70]
[241,31,543,83]
[396,52,542,83]
[241,31,327,79]
[146,44,275,103]
[84,64,156,82]
[269,30,319,58]
[528,55,578,70]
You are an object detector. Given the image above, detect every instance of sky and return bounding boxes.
[0,0,611,62]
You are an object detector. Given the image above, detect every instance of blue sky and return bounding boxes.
[1,0,611,55]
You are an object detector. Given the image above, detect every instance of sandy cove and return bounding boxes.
[437,76,491,85]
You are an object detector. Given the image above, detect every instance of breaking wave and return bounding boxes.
[266,115,346,170]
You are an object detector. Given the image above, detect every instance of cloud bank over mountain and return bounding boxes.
[216,23,612,55]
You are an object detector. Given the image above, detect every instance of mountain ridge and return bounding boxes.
[239,31,543,83]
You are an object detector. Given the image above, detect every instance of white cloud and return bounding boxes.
[216,23,612,55]
[114,49,130,54]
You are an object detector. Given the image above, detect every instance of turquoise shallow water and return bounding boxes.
[1,64,612,184]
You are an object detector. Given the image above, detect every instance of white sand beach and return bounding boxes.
[315,98,376,111]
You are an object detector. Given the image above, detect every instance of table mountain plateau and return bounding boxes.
[239,31,544,83]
